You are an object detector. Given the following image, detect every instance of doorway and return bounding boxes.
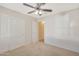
[38,21,45,43]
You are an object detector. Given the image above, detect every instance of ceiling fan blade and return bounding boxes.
[42,9,52,12]
[28,10,35,14]
[23,3,35,9]
[36,3,46,9]
[36,3,41,8]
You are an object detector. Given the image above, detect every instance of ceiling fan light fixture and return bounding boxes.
[35,10,39,15]
[35,10,42,16]
[23,3,52,16]
[39,10,42,15]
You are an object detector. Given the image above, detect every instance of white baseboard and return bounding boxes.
[0,42,30,54]
[46,41,79,53]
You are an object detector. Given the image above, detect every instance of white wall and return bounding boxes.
[0,6,38,53]
[41,8,79,53]
[32,20,38,43]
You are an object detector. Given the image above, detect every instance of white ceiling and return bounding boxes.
[0,3,79,18]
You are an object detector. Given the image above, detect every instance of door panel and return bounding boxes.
[38,21,44,42]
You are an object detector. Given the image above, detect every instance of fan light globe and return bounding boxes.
[35,10,39,15]
[35,10,42,16]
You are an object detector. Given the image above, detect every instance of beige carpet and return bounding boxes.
[0,42,79,56]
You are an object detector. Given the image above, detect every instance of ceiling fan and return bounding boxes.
[23,3,52,16]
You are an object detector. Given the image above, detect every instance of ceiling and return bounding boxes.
[0,3,79,18]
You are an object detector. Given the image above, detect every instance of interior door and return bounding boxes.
[38,21,44,43]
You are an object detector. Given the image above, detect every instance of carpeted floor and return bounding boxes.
[0,42,79,56]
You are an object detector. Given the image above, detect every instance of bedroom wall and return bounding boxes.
[0,6,38,53]
[31,20,38,43]
[40,8,79,53]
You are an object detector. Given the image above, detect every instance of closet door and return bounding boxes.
[8,16,26,50]
[0,15,10,53]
